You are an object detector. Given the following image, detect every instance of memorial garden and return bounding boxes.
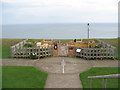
[1,39,120,88]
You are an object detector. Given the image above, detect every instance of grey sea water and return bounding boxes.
[1,23,118,39]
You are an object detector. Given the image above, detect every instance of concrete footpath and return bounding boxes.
[1,57,119,88]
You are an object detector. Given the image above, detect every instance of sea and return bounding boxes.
[1,23,118,39]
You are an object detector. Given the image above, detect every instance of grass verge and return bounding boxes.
[2,66,48,88]
[1,39,24,58]
[80,67,119,88]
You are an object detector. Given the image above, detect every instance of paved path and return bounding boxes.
[1,57,119,88]
[45,73,82,88]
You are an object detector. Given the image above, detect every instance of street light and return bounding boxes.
[87,23,90,39]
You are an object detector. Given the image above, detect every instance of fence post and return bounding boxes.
[114,47,117,59]
[10,47,13,58]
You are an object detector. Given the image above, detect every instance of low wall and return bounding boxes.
[75,40,117,59]
[11,40,116,59]
[11,40,52,58]
[75,47,116,59]
[11,47,52,58]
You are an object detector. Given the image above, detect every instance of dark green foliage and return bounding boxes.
[95,43,102,48]
[23,43,33,47]
[29,53,38,59]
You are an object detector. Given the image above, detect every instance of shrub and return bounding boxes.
[95,44,102,48]
[23,43,33,47]
[29,53,38,59]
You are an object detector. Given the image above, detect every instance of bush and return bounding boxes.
[95,44,102,48]
[29,53,38,59]
[23,43,33,47]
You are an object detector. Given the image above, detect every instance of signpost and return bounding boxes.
[61,58,65,74]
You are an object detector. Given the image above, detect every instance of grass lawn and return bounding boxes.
[2,66,48,88]
[80,67,119,88]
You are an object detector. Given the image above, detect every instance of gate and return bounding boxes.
[58,45,68,56]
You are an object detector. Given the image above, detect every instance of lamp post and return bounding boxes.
[87,23,90,39]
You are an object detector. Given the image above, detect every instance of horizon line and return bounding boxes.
[1,22,118,25]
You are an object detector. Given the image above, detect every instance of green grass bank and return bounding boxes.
[80,67,119,88]
[2,66,48,88]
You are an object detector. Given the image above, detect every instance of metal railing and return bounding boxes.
[88,74,120,88]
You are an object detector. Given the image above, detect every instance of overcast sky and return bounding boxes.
[2,0,119,25]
